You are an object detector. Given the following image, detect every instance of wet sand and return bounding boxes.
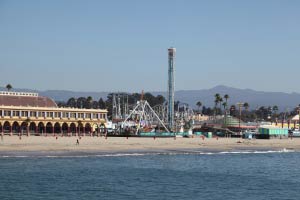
[0,136,299,155]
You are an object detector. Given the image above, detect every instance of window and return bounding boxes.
[70,112,76,118]
[62,112,67,118]
[4,110,11,116]
[12,111,20,117]
[86,113,91,119]
[54,112,60,118]
[31,111,37,117]
[21,111,28,117]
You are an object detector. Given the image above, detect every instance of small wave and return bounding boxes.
[0,148,295,158]
[219,148,295,155]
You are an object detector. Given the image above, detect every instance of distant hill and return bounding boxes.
[155,85,300,111]
[0,87,109,102]
[1,85,299,111]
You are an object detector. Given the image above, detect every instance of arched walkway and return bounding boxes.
[12,121,20,135]
[62,123,68,135]
[54,122,61,134]
[38,122,45,135]
[85,123,92,135]
[70,123,76,134]
[29,122,37,135]
[3,121,10,135]
[20,122,28,135]
[46,122,53,134]
[78,122,84,136]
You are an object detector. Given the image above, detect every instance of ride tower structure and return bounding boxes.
[167,47,176,131]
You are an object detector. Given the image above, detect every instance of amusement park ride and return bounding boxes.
[109,47,195,136]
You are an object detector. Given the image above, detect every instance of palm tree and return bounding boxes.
[243,102,249,121]
[224,94,229,112]
[6,84,12,92]
[196,101,202,113]
[224,94,229,103]
[243,102,249,111]
[272,105,279,123]
[219,97,223,114]
[214,99,219,118]
[214,94,220,116]
[223,94,229,124]
[222,102,228,127]
[273,105,278,115]
[222,102,227,111]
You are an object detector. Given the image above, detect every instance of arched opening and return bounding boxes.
[70,123,76,134]
[54,122,61,134]
[12,121,20,135]
[78,122,84,136]
[29,122,37,134]
[20,122,28,135]
[46,122,53,134]
[38,122,45,135]
[85,123,92,135]
[3,121,10,135]
[62,123,68,135]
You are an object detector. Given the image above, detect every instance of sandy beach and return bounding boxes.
[0,135,299,155]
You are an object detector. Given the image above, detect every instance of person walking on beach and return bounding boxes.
[76,139,79,145]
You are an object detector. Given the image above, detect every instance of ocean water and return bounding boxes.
[0,151,300,200]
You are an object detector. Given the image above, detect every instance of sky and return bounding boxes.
[0,0,299,93]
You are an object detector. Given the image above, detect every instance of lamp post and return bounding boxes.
[237,102,244,136]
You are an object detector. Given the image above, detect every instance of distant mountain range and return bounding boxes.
[1,85,300,111]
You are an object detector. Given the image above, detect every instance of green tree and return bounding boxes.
[86,96,93,109]
[6,84,12,91]
[224,94,229,104]
[243,102,249,111]
[214,93,221,116]
[196,101,202,113]
[67,97,77,108]
[98,98,106,109]
[77,97,87,108]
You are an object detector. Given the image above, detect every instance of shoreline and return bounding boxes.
[0,136,299,156]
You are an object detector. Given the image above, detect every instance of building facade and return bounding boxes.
[0,91,107,136]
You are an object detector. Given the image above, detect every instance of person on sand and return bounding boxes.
[76,139,79,145]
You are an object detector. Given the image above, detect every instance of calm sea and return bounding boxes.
[0,151,300,200]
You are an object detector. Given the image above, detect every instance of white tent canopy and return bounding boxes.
[291,115,300,121]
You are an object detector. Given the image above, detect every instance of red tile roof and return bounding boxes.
[0,95,57,108]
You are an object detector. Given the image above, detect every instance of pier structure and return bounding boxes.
[0,91,107,136]
[167,47,176,131]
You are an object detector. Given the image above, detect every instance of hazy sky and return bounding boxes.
[0,0,299,93]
